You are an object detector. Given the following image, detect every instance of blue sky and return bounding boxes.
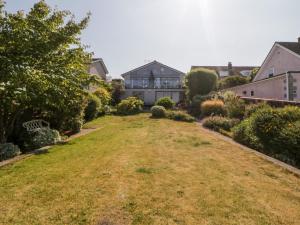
[5,0,300,78]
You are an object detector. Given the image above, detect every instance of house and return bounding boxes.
[227,37,300,101]
[89,58,109,81]
[121,61,185,105]
[191,62,256,78]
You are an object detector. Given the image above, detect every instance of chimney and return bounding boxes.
[228,62,233,70]
[298,37,300,43]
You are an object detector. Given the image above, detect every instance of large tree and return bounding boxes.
[0,0,92,143]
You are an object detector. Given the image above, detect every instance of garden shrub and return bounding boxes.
[226,99,245,119]
[93,87,111,106]
[155,97,175,109]
[232,106,300,167]
[274,121,300,166]
[218,75,249,90]
[189,94,211,116]
[64,116,83,134]
[201,100,226,117]
[24,128,61,150]
[117,97,144,115]
[232,118,263,150]
[220,91,245,119]
[185,68,218,100]
[244,102,272,118]
[84,94,102,121]
[151,106,167,118]
[167,111,195,122]
[0,143,21,161]
[203,116,239,132]
[251,107,299,146]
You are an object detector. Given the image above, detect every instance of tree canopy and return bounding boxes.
[185,68,218,101]
[218,75,249,90]
[0,0,92,143]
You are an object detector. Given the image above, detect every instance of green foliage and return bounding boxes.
[218,75,249,90]
[232,118,263,150]
[222,91,246,119]
[252,106,300,146]
[201,100,226,117]
[167,111,195,122]
[233,106,300,167]
[151,106,167,118]
[63,116,83,135]
[111,81,125,106]
[274,121,300,166]
[155,97,175,109]
[0,1,92,143]
[189,95,211,116]
[244,102,272,118]
[117,97,144,115]
[84,94,102,122]
[250,67,260,81]
[93,87,111,106]
[24,128,61,151]
[0,143,21,161]
[185,68,218,100]
[203,116,239,132]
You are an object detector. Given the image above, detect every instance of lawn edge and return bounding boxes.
[0,128,102,168]
[198,122,300,177]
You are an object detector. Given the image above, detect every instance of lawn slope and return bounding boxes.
[0,114,300,225]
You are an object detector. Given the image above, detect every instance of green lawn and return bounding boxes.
[0,114,300,225]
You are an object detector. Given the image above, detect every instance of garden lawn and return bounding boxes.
[0,114,300,225]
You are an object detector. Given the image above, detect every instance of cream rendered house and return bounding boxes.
[121,61,185,105]
[228,38,300,101]
[88,58,109,91]
[89,58,108,81]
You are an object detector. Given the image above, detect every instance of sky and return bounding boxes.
[5,0,300,78]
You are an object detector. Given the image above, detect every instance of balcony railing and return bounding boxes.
[125,78,183,89]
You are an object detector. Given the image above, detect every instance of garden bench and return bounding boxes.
[22,120,50,132]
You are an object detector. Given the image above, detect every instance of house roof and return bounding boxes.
[121,60,185,77]
[253,39,300,82]
[277,42,300,56]
[191,65,256,72]
[92,58,109,74]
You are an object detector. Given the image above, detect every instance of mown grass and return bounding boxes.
[0,113,300,225]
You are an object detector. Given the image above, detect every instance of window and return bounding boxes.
[284,93,287,98]
[251,91,254,96]
[125,79,131,88]
[132,79,143,88]
[284,86,287,91]
[243,91,247,95]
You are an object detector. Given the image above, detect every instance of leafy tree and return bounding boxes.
[111,80,125,105]
[250,67,260,81]
[218,75,249,90]
[185,68,218,101]
[0,1,92,143]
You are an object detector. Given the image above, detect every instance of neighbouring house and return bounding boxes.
[227,37,300,101]
[88,58,109,91]
[191,62,256,78]
[121,61,185,105]
[89,58,109,81]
